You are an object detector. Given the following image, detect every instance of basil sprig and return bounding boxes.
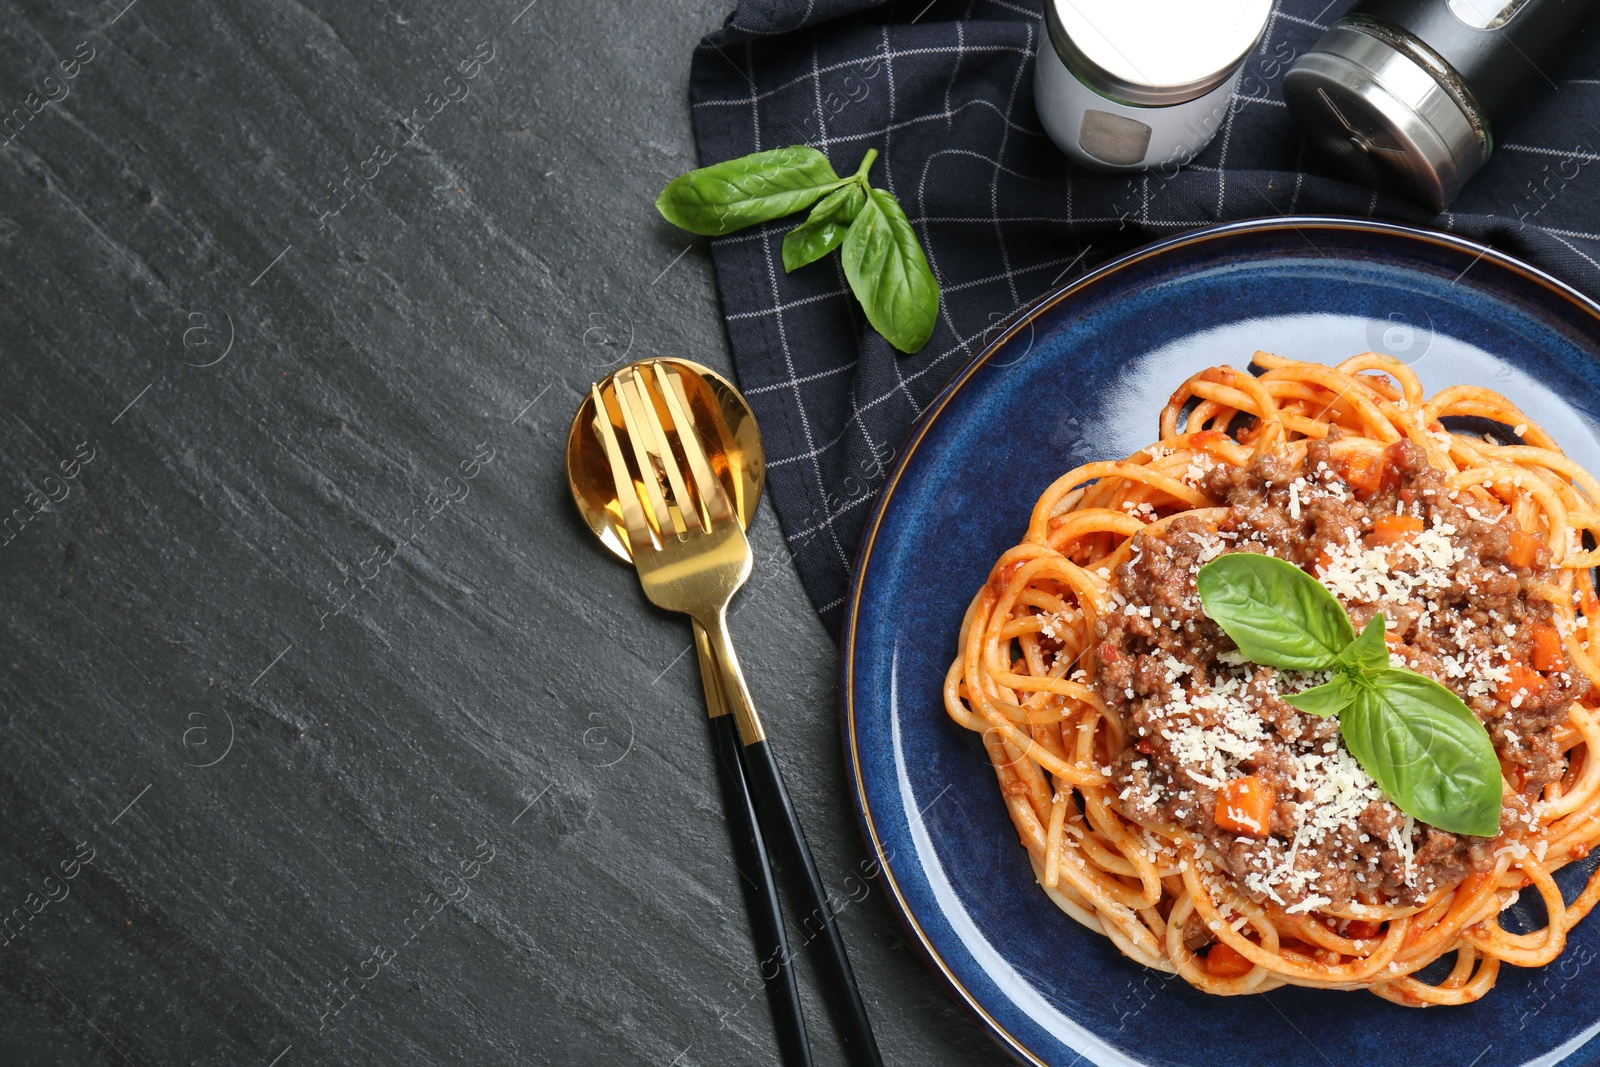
[783,183,863,271]
[1196,553,1502,838]
[656,147,939,354]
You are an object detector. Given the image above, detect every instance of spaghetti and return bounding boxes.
[945,352,1600,1004]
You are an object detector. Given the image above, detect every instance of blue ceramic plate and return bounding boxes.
[842,217,1600,1067]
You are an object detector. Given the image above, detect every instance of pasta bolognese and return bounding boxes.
[944,351,1600,1004]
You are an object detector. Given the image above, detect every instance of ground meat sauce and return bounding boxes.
[1094,436,1587,911]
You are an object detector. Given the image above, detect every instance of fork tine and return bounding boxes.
[627,363,703,535]
[614,367,682,539]
[651,361,736,526]
[590,382,656,556]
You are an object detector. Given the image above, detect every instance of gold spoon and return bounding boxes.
[567,357,762,559]
[566,356,765,754]
[566,357,763,742]
[564,360,813,1066]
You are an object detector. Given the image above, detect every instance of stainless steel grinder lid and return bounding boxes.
[1282,22,1488,212]
[1284,0,1600,212]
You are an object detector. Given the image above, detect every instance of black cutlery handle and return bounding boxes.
[708,713,813,1067]
[741,739,884,1067]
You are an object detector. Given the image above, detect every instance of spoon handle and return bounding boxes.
[700,611,885,1067]
[738,740,884,1067]
[694,622,813,1067]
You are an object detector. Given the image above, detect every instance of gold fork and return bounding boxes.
[592,360,883,1067]
[592,360,765,746]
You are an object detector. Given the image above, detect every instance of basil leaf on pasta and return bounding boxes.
[1340,668,1502,838]
[1340,615,1391,673]
[1197,554,1355,671]
[655,147,847,236]
[1280,672,1357,717]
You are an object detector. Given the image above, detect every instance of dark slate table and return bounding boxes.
[0,1,1008,1063]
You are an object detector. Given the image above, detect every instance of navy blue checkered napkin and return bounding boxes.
[687,0,1600,638]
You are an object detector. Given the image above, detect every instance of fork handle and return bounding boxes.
[695,625,813,1067]
[707,715,813,1066]
[700,612,885,1067]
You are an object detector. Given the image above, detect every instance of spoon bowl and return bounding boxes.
[566,357,762,558]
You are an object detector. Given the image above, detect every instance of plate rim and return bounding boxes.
[839,214,1600,1067]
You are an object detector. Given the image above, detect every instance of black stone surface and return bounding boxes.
[0,1,1009,1064]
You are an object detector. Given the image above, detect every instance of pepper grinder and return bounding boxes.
[1284,0,1600,211]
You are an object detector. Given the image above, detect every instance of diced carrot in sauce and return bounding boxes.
[1202,941,1254,978]
[1368,514,1424,547]
[1506,529,1542,569]
[1531,624,1565,672]
[1337,450,1396,500]
[1214,776,1274,838]
[1497,663,1548,705]
[1338,451,1385,497]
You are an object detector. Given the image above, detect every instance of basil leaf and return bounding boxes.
[840,187,939,354]
[1281,672,1357,717]
[655,147,847,236]
[1340,615,1391,673]
[1196,554,1355,671]
[782,184,865,272]
[1340,668,1502,837]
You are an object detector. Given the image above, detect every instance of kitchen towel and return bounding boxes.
[686,0,1600,637]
